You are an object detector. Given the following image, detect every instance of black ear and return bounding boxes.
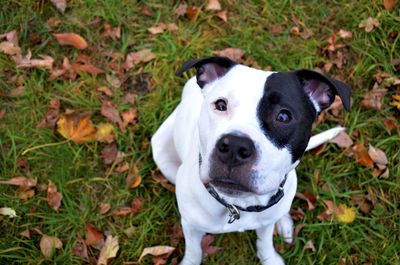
[295,69,351,112]
[176,56,237,88]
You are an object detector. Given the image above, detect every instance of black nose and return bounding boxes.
[216,134,256,167]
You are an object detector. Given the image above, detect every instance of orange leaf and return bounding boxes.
[99,203,111,214]
[85,223,104,250]
[216,11,228,22]
[129,176,142,189]
[101,100,123,130]
[53,33,88,49]
[57,113,97,144]
[352,143,374,168]
[383,0,397,11]
[186,6,200,21]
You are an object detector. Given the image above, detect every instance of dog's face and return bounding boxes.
[177,57,351,201]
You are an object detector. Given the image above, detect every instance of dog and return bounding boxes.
[151,56,351,265]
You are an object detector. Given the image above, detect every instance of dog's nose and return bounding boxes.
[216,134,255,166]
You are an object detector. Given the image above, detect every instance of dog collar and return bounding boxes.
[205,174,288,224]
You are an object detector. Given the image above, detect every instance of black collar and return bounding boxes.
[205,174,288,224]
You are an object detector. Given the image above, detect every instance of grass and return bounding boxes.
[1,0,399,264]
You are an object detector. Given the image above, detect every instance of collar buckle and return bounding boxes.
[227,204,240,224]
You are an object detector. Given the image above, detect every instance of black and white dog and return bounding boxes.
[151,57,351,265]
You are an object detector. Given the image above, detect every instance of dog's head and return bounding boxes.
[177,57,351,201]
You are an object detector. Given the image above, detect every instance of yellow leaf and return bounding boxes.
[97,235,119,265]
[390,94,400,110]
[57,113,96,144]
[335,204,356,223]
[96,123,115,143]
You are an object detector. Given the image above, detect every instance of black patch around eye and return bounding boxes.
[276,110,292,123]
[215,99,227,111]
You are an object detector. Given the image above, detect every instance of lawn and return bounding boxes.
[0,0,399,264]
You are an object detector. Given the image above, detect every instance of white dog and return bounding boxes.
[151,57,351,265]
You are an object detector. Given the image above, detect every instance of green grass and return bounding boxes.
[1,0,399,264]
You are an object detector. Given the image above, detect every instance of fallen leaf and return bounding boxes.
[0,30,19,46]
[85,223,104,250]
[206,0,221,11]
[101,24,121,40]
[213,48,245,62]
[123,49,156,70]
[303,240,316,252]
[53,33,88,49]
[112,198,142,217]
[50,0,67,13]
[330,131,353,148]
[97,86,114,97]
[114,162,129,173]
[0,176,37,190]
[335,204,356,223]
[0,207,17,218]
[175,3,188,18]
[14,51,54,70]
[337,29,352,39]
[57,113,97,144]
[361,88,387,110]
[96,123,115,143]
[47,181,63,211]
[99,203,111,214]
[295,192,317,210]
[97,235,119,265]
[49,57,77,81]
[151,170,175,192]
[216,10,228,22]
[37,97,60,129]
[391,94,400,110]
[141,6,154,17]
[18,189,35,201]
[72,62,104,75]
[368,145,388,165]
[359,17,380,32]
[383,118,396,133]
[351,195,373,214]
[101,100,123,130]
[139,246,175,262]
[383,0,397,11]
[0,41,21,56]
[290,207,305,221]
[101,143,124,165]
[168,223,184,247]
[201,234,221,257]
[73,236,90,263]
[123,226,137,238]
[352,143,374,168]
[20,229,31,238]
[121,108,137,131]
[148,25,165,35]
[186,6,200,21]
[47,17,62,28]
[40,234,63,258]
[129,176,142,189]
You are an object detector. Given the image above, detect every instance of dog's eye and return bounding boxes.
[214,99,227,111]
[276,109,292,123]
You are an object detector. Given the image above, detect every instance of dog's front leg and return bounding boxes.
[256,225,285,265]
[180,219,205,265]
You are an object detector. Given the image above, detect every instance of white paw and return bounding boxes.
[276,213,294,244]
[259,252,285,265]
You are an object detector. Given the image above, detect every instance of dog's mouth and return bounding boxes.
[210,178,252,195]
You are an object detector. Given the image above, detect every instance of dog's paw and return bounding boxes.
[259,252,285,265]
[276,213,294,244]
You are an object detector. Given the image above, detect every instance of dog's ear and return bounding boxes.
[176,56,237,88]
[295,69,351,112]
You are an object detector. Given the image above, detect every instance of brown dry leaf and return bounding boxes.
[351,195,373,214]
[206,0,221,11]
[99,203,111,214]
[37,98,60,129]
[300,28,314,39]
[114,162,129,173]
[0,176,37,190]
[290,207,305,221]
[330,131,353,149]
[303,240,316,252]
[216,11,228,22]
[40,234,63,258]
[112,198,142,217]
[201,234,221,257]
[124,49,156,70]
[14,51,54,70]
[73,236,90,263]
[101,143,122,165]
[129,176,142,189]
[139,246,175,262]
[141,6,154,17]
[72,62,104,75]
[176,3,188,18]
[47,181,63,211]
[0,109,5,119]
[337,29,352,39]
[359,17,380,32]
[383,118,397,133]
[168,223,184,247]
[295,192,317,210]
[121,108,137,131]
[95,123,115,143]
[0,30,19,46]
[368,145,388,165]
[152,170,175,192]
[361,88,387,110]
[101,100,123,130]
[214,48,245,62]
[101,24,121,40]
[85,223,104,250]
[50,0,66,13]
[97,86,114,97]
[0,41,21,56]
[383,0,397,11]
[18,189,35,201]
[49,57,76,81]
[148,25,165,35]
[186,6,200,21]
[352,143,374,168]
[57,113,96,144]
[97,235,119,265]
[53,33,88,49]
